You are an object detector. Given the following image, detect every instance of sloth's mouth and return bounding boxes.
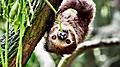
[52,42,77,55]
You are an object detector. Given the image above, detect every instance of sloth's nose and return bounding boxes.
[57,30,68,40]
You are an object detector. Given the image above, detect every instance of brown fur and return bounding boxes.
[45,0,96,55]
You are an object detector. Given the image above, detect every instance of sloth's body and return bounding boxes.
[45,0,96,55]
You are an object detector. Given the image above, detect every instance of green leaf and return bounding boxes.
[9,0,19,19]
[0,44,5,67]
[14,24,19,33]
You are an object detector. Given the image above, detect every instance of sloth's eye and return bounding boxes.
[51,35,56,40]
[66,39,71,44]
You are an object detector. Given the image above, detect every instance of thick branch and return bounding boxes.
[58,38,120,67]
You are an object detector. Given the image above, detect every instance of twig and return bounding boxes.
[58,38,120,67]
[44,0,63,32]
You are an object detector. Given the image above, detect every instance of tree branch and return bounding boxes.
[9,0,62,67]
[58,38,120,67]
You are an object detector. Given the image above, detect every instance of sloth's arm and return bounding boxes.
[57,0,95,13]
[56,0,96,26]
[57,0,95,24]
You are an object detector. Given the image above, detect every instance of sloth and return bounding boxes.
[44,0,96,55]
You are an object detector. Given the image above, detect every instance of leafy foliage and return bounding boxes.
[0,0,35,67]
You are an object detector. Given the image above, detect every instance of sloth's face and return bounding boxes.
[45,23,78,55]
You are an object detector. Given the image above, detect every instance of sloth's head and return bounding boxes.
[44,0,96,55]
[45,23,78,55]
